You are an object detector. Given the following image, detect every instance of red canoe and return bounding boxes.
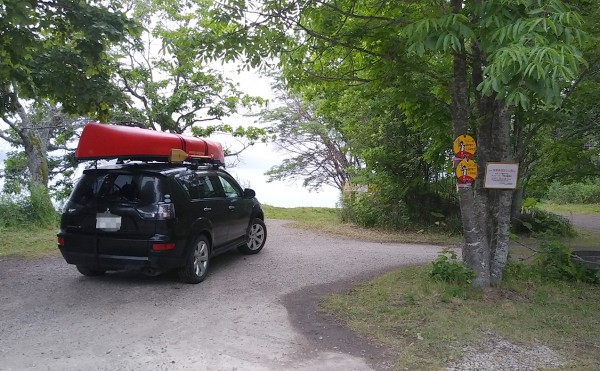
[75,122,225,165]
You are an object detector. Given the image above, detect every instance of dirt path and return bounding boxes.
[0,220,442,371]
[556,212,600,232]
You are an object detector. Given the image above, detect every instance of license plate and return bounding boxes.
[96,213,122,232]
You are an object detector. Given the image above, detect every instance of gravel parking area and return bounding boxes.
[0,220,441,371]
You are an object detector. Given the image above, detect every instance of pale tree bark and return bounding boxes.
[14,103,51,190]
[488,104,514,285]
[0,83,72,194]
[451,42,491,287]
[471,43,515,286]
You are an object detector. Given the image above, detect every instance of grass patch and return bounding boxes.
[568,228,600,250]
[262,204,341,224]
[322,265,600,370]
[262,205,460,245]
[0,226,59,258]
[538,203,600,215]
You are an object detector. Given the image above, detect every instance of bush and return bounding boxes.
[504,241,598,285]
[341,191,410,229]
[0,187,58,228]
[429,248,475,285]
[535,240,598,283]
[341,178,461,233]
[512,208,575,237]
[546,179,600,204]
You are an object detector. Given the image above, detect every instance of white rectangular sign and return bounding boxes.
[484,163,519,189]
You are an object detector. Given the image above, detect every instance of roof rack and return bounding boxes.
[169,149,225,168]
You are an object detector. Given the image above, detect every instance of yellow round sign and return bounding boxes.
[455,159,477,184]
[453,134,476,159]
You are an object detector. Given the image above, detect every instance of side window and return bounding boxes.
[176,173,202,200]
[218,175,242,198]
[197,174,218,198]
[177,172,221,200]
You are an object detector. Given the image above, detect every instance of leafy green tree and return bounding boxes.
[0,0,136,117]
[109,0,268,157]
[509,0,600,212]
[262,84,360,191]
[199,0,587,286]
[0,0,136,199]
[399,0,586,286]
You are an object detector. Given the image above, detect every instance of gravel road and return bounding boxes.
[0,220,442,371]
[556,212,600,232]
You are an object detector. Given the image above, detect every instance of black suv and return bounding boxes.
[57,162,267,284]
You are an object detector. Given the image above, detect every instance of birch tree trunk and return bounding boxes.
[451,45,491,287]
[14,101,52,191]
[488,104,514,285]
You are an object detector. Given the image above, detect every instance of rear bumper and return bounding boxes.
[58,249,184,271]
[57,232,186,272]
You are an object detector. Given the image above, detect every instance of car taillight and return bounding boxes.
[57,237,65,246]
[152,243,175,251]
[135,203,175,220]
[156,203,175,220]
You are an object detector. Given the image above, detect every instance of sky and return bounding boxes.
[226,141,340,208]
[210,69,340,208]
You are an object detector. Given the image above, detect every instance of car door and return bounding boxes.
[217,173,253,242]
[176,172,229,249]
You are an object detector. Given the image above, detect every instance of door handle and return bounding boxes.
[228,206,235,210]
[203,207,212,211]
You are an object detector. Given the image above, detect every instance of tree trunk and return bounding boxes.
[451,46,491,287]
[14,101,52,191]
[511,186,524,220]
[22,129,50,190]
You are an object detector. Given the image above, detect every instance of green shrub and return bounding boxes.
[0,187,58,228]
[341,178,461,233]
[512,208,576,237]
[535,240,598,283]
[429,248,475,285]
[504,241,598,284]
[546,179,600,204]
[0,197,29,227]
[341,191,411,229]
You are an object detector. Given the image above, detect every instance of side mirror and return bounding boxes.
[243,188,256,198]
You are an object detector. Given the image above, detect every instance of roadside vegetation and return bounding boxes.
[545,180,600,205]
[534,181,600,215]
[323,247,600,369]
[0,190,58,258]
[262,205,461,245]
[539,203,600,215]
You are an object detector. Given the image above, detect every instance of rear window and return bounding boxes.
[70,172,167,205]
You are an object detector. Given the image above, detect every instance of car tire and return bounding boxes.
[238,218,267,255]
[76,265,106,277]
[178,235,211,284]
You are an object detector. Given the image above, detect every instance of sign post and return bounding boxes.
[484,163,519,189]
[452,134,477,188]
[453,134,476,159]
